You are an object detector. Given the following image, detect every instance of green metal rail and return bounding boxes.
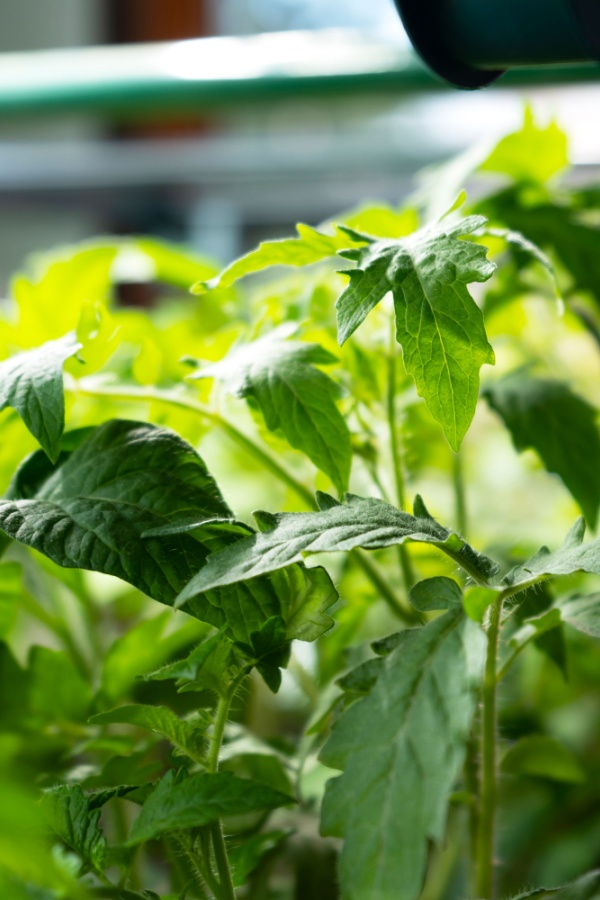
[0,29,597,119]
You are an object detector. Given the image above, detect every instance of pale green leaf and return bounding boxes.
[0,333,81,462]
[41,785,106,874]
[90,704,205,765]
[28,647,92,724]
[501,735,585,784]
[127,770,293,844]
[189,329,351,494]
[503,519,600,593]
[192,224,349,293]
[558,593,600,638]
[176,494,499,606]
[335,216,495,449]
[320,609,486,900]
[480,107,569,184]
[485,375,600,527]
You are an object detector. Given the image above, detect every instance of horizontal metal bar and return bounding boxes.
[0,29,597,119]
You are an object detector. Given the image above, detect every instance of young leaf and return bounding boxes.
[192,224,349,293]
[189,330,351,494]
[335,215,495,450]
[127,770,293,844]
[0,333,81,462]
[235,616,290,693]
[143,632,237,695]
[90,705,205,764]
[484,374,600,527]
[41,784,106,874]
[319,608,486,900]
[176,494,499,606]
[479,107,569,185]
[503,519,600,593]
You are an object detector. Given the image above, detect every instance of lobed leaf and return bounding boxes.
[0,332,81,462]
[335,215,495,449]
[176,493,499,606]
[128,770,293,844]
[189,329,351,494]
[320,608,486,900]
[485,374,600,527]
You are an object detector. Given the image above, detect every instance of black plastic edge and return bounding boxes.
[570,0,600,59]
[393,0,504,89]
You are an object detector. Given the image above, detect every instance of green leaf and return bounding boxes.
[229,831,288,888]
[127,770,293,844]
[0,419,230,604]
[143,632,237,695]
[503,519,600,593]
[501,735,585,784]
[176,494,499,605]
[189,329,351,494]
[41,784,106,874]
[480,107,569,184]
[557,593,600,639]
[271,562,336,641]
[90,704,205,765]
[28,647,92,724]
[408,576,462,612]
[484,374,600,527]
[463,586,499,623]
[192,224,349,293]
[335,216,495,449]
[510,871,600,899]
[235,616,290,693]
[319,609,486,900]
[0,333,81,462]
[0,562,22,638]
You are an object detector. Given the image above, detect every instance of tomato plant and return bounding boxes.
[1,111,600,900]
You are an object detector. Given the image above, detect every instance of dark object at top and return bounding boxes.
[394,0,600,88]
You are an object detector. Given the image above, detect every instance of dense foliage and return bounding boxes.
[1,111,600,900]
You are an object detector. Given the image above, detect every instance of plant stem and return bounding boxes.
[476,594,504,900]
[452,451,468,538]
[69,379,410,624]
[386,331,416,592]
[463,730,480,897]
[353,549,422,625]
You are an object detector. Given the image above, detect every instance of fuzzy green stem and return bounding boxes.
[452,451,468,538]
[386,333,416,592]
[476,594,504,900]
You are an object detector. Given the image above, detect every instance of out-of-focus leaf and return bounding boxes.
[229,831,288,888]
[408,576,462,612]
[480,108,569,184]
[558,593,600,639]
[41,784,106,874]
[0,562,22,638]
[127,770,293,844]
[502,735,585,784]
[90,704,205,764]
[28,647,92,724]
[503,519,600,593]
[485,374,600,527]
[320,609,486,900]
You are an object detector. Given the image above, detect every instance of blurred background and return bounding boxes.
[0,0,599,291]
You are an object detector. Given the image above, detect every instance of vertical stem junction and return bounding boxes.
[476,594,504,900]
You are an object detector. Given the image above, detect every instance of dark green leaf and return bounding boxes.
[189,329,351,494]
[127,770,293,844]
[320,609,486,900]
[335,215,495,449]
[0,333,81,462]
[176,494,499,605]
[41,784,106,873]
[501,735,585,784]
[90,705,205,764]
[229,831,288,888]
[485,374,600,527]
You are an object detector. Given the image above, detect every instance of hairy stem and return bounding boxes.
[386,335,417,594]
[476,594,504,900]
